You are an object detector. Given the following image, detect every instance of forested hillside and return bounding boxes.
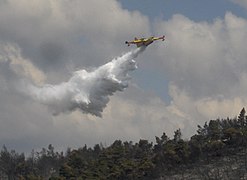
[1,108,247,179]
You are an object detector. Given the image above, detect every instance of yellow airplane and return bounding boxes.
[125,35,165,47]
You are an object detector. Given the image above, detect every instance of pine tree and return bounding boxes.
[238,107,246,128]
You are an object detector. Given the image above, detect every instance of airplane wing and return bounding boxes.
[153,35,165,41]
[125,36,165,47]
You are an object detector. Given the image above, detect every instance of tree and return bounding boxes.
[238,108,246,128]
[174,129,182,142]
[0,146,26,179]
[35,144,64,179]
[208,120,222,140]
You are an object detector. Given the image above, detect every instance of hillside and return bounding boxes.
[1,108,247,179]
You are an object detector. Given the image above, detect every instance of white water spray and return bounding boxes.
[28,47,145,116]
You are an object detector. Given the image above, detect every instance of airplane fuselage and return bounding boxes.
[136,39,153,47]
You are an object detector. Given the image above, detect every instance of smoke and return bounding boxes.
[28,47,146,117]
[0,43,46,92]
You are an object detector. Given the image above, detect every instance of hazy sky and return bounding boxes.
[120,0,247,21]
[1,0,247,153]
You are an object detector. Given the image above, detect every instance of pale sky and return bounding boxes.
[0,0,247,153]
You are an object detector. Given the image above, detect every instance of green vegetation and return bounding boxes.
[1,108,247,179]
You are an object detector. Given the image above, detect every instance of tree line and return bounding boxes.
[1,108,247,179]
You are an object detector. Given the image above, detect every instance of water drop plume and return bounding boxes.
[28,47,146,116]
